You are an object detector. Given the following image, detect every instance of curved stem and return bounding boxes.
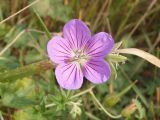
[71,86,95,99]
[89,91,122,119]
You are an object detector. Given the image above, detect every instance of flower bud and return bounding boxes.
[104,93,120,108]
[104,81,137,108]
[121,101,137,118]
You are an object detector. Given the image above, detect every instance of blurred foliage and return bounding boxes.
[0,0,160,119]
[32,0,72,22]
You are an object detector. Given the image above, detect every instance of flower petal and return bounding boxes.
[83,59,111,84]
[55,63,83,90]
[86,32,114,58]
[47,36,72,64]
[63,19,91,49]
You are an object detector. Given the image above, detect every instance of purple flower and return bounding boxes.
[47,19,114,90]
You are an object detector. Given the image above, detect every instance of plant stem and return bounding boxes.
[0,60,55,82]
[71,86,95,99]
[89,91,122,119]
[119,67,148,108]
[118,80,137,97]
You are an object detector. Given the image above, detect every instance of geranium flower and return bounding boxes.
[47,19,114,90]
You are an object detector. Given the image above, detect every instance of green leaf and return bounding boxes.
[14,107,47,120]
[0,24,10,37]
[2,93,35,109]
[1,78,36,109]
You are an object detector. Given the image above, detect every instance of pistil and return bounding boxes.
[70,49,89,65]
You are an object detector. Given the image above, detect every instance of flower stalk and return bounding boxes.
[71,86,95,99]
[89,91,122,119]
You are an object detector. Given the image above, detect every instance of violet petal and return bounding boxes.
[47,36,72,64]
[86,32,114,58]
[55,62,84,90]
[83,59,111,84]
[63,19,91,49]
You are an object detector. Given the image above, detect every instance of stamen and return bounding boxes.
[70,49,89,65]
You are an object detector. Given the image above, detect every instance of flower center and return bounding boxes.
[70,49,89,65]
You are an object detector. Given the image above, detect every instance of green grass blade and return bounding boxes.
[33,9,52,39]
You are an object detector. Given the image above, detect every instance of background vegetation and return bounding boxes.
[0,0,160,119]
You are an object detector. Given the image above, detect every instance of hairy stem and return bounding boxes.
[71,86,95,99]
[0,60,55,82]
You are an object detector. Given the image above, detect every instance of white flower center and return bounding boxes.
[70,49,89,65]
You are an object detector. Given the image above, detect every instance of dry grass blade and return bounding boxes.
[0,0,40,25]
[157,88,160,105]
[127,0,157,38]
[92,0,109,31]
[117,48,160,68]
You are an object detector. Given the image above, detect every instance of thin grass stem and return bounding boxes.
[0,30,25,56]
[0,0,40,25]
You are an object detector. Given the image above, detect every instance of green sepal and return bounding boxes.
[106,54,127,63]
